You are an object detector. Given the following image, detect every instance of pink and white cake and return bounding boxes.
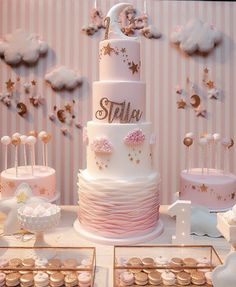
[76,3,163,243]
[180,168,236,211]
[0,166,56,199]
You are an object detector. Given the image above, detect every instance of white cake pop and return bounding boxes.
[213,133,221,142]
[26,136,37,175]
[1,136,11,171]
[38,131,47,140]
[20,135,28,166]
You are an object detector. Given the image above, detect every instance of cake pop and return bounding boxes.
[1,136,11,171]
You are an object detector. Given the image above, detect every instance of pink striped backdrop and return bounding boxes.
[0,0,235,204]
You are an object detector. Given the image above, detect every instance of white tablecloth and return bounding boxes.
[0,206,231,286]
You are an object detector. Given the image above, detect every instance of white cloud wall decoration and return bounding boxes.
[45,66,83,90]
[170,18,222,54]
[0,29,48,65]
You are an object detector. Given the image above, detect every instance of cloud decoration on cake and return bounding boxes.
[170,19,222,54]
[90,137,113,154]
[212,252,236,287]
[191,206,221,237]
[45,66,83,90]
[124,129,145,146]
[0,29,48,65]
[0,183,46,235]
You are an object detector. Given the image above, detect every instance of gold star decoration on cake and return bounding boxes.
[129,61,139,74]
[5,79,15,91]
[16,192,28,203]
[177,99,187,109]
[121,48,126,53]
[231,192,236,199]
[103,43,114,56]
[199,184,208,192]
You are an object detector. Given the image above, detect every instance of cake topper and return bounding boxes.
[11,135,21,177]
[106,3,137,40]
[183,136,193,173]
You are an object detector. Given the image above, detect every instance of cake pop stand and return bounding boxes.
[74,219,164,245]
[17,203,61,258]
[217,212,236,253]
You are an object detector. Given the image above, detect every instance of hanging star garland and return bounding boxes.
[5,79,15,91]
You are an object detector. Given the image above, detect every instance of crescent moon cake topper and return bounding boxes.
[106,3,137,40]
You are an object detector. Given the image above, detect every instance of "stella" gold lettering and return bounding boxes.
[95,97,143,123]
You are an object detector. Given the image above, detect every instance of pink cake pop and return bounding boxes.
[199,137,208,174]
[1,136,11,171]
[26,136,37,175]
[20,135,28,166]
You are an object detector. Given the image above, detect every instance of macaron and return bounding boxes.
[48,258,61,268]
[197,256,210,266]
[34,271,49,287]
[161,270,176,286]
[20,258,35,274]
[63,258,78,268]
[50,272,65,287]
[155,256,169,273]
[47,263,59,275]
[142,257,154,274]
[78,272,92,287]
[176,271,191,286]
[81,259,92,267]
[134,271,148,286]
[0,272,6,287]
[148,270,162,285]
[9,258,22,268]
[64,272,78,287]
[183,257,197,273]
[35,258,48,268]
[205,271,213,285]
[20,273,34,287]
[6,272,21,287]
[0,258,8,268]
[170,257,184,266]
[127,257,142,274]
[191,270,206,285]
[170,262,183,274]
[119,271,134,286]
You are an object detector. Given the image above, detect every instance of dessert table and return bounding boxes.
[0,206,231,287]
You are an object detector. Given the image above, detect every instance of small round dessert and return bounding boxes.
[0,272,6,287]
[155,256,169,273]
[127,257,142,274]
[50,272,65,287]
[119,271,134,286]
[6,272,21,287]
[197,257,210,266]
[0,258,8,268]
[205,271,213,286]
[148,270,162,285]
[183,257,197,273]
[161,271,176,286]
[134,272,148,286]
[142,257,154,274]
[20,258,35,274]
[81,259,92,267]
[47,258,61,275]
[78,272,92,287]
[63,259,78,268]
[20,273,34,287]
[191,270,206,285]
[34,272,49,287]
[35,258,48,268]
[64,272,78,287]
[9,258,22,268]
[170,257,184,274]
[176,271,191,286]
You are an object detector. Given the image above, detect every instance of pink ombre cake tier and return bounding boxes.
[180,168,236,210]
[0,165,56,199]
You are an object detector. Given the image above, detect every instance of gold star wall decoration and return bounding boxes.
[177,99,187,109]
[31,80,37,86]
[5,79,15,91]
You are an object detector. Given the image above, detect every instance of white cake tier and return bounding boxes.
[99,39,140,81]
[78,170,160,238]
[86,121,154,178]
[0,166,56,199]
[180,168,236,211]
[93,81,146,123]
